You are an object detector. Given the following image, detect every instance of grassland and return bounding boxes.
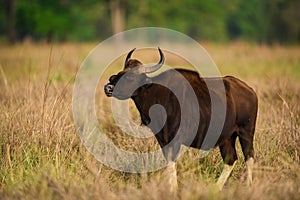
[0,42,299,199]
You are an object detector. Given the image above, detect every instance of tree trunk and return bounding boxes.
[110,0,125,38]
[6,0,16,44]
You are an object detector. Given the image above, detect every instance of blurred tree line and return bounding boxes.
[0,0,299,44]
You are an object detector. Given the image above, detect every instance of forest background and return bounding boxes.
[1,0,299,44]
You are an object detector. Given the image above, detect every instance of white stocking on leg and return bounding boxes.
[246,157,254,187]
[164,162,178,193]
[216,161,236,190]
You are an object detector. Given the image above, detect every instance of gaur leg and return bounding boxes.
[161,143,181,193]
[238,126,255,187]
[217,133,238,190]
[164,161,177,193]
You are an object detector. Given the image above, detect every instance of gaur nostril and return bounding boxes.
[107,85,114,92]
[104,84,114,93]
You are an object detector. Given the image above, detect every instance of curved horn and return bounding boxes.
[140,47,164,73]
[124,48,136,68]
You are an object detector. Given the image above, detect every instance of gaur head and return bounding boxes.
[104,47,164,100]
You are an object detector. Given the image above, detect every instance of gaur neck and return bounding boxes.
[131,86,152,125]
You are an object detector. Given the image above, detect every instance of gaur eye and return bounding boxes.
[109,75,117,82]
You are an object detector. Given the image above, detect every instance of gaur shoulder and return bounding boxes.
[175,68,200,76]
[156,68,201,80]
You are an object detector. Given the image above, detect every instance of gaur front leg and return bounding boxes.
[161,144,181,193]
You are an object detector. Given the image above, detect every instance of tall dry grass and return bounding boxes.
[0,42,299,199]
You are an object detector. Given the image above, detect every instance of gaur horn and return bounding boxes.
[124,48,136,69]
[139,47,164,74]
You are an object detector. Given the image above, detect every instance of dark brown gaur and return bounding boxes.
[104,48,258,191]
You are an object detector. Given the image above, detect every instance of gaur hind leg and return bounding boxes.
[238,126,255,187]
[217,133,238,190]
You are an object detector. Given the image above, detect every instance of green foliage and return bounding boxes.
[127,0,229,41]
[227,0,268,42]
[265,0,300,43]
[0,0,299,43]
[13,0,111,41]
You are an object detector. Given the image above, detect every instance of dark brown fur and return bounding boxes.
[105,59,258,166]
